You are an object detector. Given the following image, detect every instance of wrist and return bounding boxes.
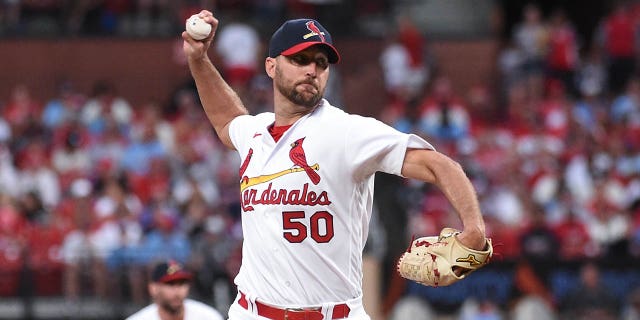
[458,226,487,250]
[188,55,210,65]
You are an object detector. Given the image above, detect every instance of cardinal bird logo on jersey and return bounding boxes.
[303,21,325,42]
[239,137,327,211]
[289,137,321,185]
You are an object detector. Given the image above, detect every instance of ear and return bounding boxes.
[265,57,276,79]
[149,283,157,297]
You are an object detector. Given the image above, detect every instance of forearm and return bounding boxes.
[402,149,486,248]
[432,159,485,235]
[188,56,248,146]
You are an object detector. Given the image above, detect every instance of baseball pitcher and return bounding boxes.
[182,10,492,320]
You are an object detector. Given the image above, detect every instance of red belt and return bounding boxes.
[238,292,351,320]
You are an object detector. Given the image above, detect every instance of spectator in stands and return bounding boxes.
[564,145,597,206]
[510,293,555,320]
[511,220,557,319]
[59,178,108,299]
[133,205,190,267]
[170,115,225,207]
[50,122,92,188]
[572,77,608,138]
[119,114,167,175]
[0,144,19,200]
[133,102,175,154]
[611,77,640,125]
[3,84,42,141]
[584,179,631,261]
[518,204,559,289]
[214,14,261,95]
[497,40,525,106]
[378,83,423,134]
[378,17,432,131]
[538,79,571,140]
[93,175,146,303]
[387,296,436,320]
[458,297,503,320]
[15,140,61,209]
[417,76,470,147]
[379,16,429,104]
[41,80,85,130]
[575,47,607,104]
[545,9,579,97]
[0,192,29,296]
[465,85,496,131]
[90,175,143,298]
[187,197,240,307]
[88,118,127,178]
[560,261,619,319]
[18,191,48,225]
[509,258,557,320]
[512,3,548,78]
[553,207,599,262]
[24,195,67,296]
[596,1,638,95]
[80,80,133,135]
[480,160,526,228]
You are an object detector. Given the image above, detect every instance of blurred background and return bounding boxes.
[1,0,640,319]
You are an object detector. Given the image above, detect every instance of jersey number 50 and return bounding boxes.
[282,211,334,243]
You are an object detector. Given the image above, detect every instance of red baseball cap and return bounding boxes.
[268,19,340,64]
[151,260,192,284]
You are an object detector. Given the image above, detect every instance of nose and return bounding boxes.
[303,63,318,78]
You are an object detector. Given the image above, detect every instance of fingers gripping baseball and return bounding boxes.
[397,228,493,287]
[182,10,218,60]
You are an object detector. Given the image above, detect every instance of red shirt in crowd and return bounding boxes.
[604,9,636,57]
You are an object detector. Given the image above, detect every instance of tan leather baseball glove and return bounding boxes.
[397,227,493,287]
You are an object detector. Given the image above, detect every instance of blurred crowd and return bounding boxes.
[0,76,248,305]
[0,0,386,38]
[1,1,640,320]
[380,1,640,266]
[378,2,640,320]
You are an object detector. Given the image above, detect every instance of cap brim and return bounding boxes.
[157,271,192,283]
[281,42,340,64]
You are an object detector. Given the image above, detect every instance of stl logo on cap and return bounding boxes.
[167,260,182,275]
[303,21,325,42]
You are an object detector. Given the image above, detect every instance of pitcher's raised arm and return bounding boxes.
[182,10,249,149]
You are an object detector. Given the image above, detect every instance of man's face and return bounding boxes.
[150,280,190,314]
[271,46,330,108]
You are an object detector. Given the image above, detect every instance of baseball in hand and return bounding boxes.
[185,14,212,40]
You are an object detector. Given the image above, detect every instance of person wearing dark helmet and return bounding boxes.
[126,260,224,320]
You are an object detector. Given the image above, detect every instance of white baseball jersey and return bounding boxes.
[126,298,224,320]
[228,99,433,306]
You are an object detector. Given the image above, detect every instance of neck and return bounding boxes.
[273,96,321,126]
[158,305,184,320]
